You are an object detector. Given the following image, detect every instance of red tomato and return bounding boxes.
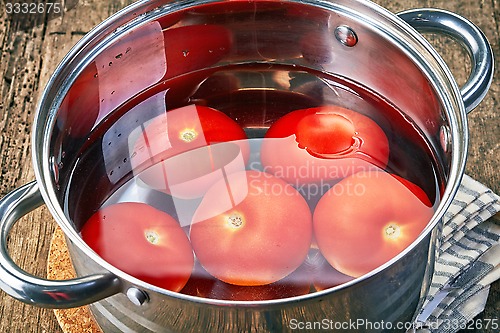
[130,104,248,199]
[189,170,312,286]
[179,260,218,298]
[313,170,434,277]
[182,260,312,301]
[81,202,194,292]
[313,261,354,291]
[308,249,354,291]
[261,106,390,186]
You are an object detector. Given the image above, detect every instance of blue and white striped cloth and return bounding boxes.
[414,175,500,333]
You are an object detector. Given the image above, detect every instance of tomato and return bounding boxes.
[179,261,218,298]
[313,170,434,277]
[189,170,312,286]
[182,260,312,301]
[261,105,390,186]
[211,266,312,301]
[130,104,248,199]
[309,249,354,291]
[313,261,354,291]
[81,202,194,292]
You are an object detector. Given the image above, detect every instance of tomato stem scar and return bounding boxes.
[179,129,197,142]
[384,223,401,240]
[145,230,160,244]
[227,214,244,229]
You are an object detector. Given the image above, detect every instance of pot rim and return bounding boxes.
[32,0,467,306]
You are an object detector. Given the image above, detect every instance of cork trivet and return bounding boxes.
[47,227,104,333]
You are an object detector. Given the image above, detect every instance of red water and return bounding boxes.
[67,61,442,300]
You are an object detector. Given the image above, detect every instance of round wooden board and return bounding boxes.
[47,227,104,333]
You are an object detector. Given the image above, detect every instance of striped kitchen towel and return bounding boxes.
[413,174,500,333]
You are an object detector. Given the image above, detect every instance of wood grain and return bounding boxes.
[0,0,498,332]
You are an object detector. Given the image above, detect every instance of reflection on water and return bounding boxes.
[65,61,440,300]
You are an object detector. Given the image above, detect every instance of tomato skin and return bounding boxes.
[313,170,434,277]
[132,105,247,161]
[81,202,194,292]
[131,104,248,198]
[296,112,356,154]
[261,106,390,186]
[309,249,354,291]
[313,262,354,291]
[393,174,433,206]
[189,170,313,286]
[205,264,312,301]
[181,260,312,300]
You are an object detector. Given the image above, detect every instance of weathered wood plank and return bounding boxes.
[0,2,132,332]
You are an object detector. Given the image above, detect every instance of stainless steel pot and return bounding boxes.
[0,0,493,332]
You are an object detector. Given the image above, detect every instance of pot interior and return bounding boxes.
[45,0,455,300]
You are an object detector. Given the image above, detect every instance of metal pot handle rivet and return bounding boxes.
[0,182,122,308]
[334,25,358,47]
[397,8,494,113]
[127,287,150,306]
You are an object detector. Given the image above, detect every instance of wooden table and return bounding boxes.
[0,0,498,332]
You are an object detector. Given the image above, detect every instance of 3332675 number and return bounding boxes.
[5,2,62,14]
[440,318,499,330]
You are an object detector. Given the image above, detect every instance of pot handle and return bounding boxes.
[0,181,122,308]
[397,8,494,113]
